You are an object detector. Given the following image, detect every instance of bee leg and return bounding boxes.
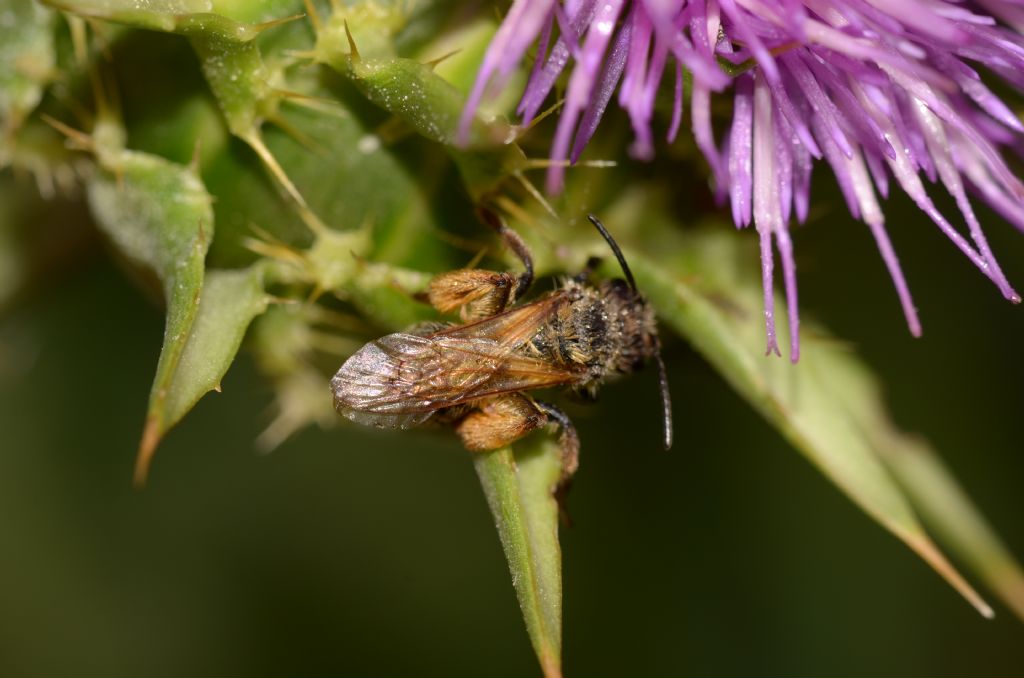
[428,269,519,321]
[455,394,546,451]
[428,210,534,321]
[477,207,534,298]
[535,401,581,508]
[457,396,579,519]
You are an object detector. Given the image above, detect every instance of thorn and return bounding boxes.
[60,92,96,133]
[134,416,161,488]
[424,48,461,71]
[343,20,360,60]
[248,222,289,245]
[256,401,315,455]
[84,17,114,61]
[275,90,348,119]
[67,15,88,66]
[39,114,94,151]
[213,383,222,393]
[306,283,327,305]
[298,205,330,237]
[243,131,310,210]
[522,97,565,133]
[244,236,306,264]
[272,87,334,105]
[425,224,489,254]
[514,171,558,218]
[909,534,995,620]
[89,65,112,124]
[524,157,616,170]
[465,247,488,269]
[303,0,321,32]
[267,113,321,154]
[252,13,306,34]
[493,194,537,229]
[265,294,301,306]
[272,88,347,119]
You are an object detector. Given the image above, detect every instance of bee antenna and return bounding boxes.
[655,349,673,450]
[587,214,636,293]
[586,215,669,446]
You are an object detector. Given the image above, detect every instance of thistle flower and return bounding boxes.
[460,0,1024,360]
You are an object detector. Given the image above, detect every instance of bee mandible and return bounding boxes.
[331,213,673,493]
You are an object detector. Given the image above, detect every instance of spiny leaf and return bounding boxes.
[49,0,318,218]
[632,226,996,618]
[474,439,563,678]
[159,264,270,440]
[309,4,528,201]
[254,224,435,330]
[331,47,508,148]
[85,119,214,484]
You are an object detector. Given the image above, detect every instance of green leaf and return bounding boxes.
[335,50,509,148]
[85,120,214,483]
[474,440,563,678]
[160,265,269,437]
[49,0,317,217]
[632,226,997,618]
[310,4,531,202]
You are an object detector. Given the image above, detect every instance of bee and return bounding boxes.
[330,213,672,494]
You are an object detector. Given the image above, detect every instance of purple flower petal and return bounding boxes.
[460,0,1024,355]
[729,74,755,228]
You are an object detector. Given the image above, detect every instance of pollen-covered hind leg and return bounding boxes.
[428,269,519,321]
[457,395,579,476]
[455,394,546,451]
[458,396,581,519]
[427,209,534,321]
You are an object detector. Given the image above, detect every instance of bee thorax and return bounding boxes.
[527,279,658,392]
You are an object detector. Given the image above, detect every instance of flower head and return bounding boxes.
[460,0,1024,360]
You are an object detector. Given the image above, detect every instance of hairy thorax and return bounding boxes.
[523,279,659,395]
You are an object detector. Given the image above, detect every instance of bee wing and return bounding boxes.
[331,333,447,429]
[332,325,583,430]
[433,290,569,347]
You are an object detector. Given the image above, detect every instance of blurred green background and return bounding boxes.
[1,180,1023,678]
